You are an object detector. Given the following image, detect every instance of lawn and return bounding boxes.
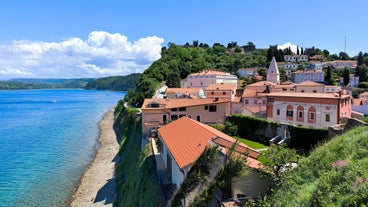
[235,136,268,149]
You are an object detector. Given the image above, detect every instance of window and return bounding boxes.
[196,116,201,122]
[268,98,274,102]
[313,90,317,93]
[262,100,266,105]
[179,107,186,112]
[301,90,305,92]
[245,99,249,105]
[298,111,303,119]
[204,105,208,110]
[277,109,280,115]
[223,91,226,95]
[325,114,330,122]
[254,99,258,104]
[171,108,178,111]
[211,92,214,95]
[310,112,315,120]
[287,110,293,117]
[171,115,178,120]
[209,105,217,112]
[163,115,167,124]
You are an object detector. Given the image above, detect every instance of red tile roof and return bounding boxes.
[246,81,276,87]
[296,81,324,86]
[166,88,202,94]
[205,83,237,91]
[158,117,259,169]
[266,92,350,99]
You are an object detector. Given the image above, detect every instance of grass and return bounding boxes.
[261,125,368,206]
[235,136,268,149]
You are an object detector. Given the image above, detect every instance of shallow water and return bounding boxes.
[0,89,125,207]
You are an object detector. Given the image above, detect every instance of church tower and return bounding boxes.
[267,56,280,84]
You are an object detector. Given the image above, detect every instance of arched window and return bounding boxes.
[297,106,304,122]
[308,106,316,124]
[286,105,293,120]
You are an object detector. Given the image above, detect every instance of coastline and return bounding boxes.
[70,107,119,207]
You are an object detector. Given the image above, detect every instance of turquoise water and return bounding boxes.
[0,89,126,207]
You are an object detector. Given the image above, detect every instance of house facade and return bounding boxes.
[237,68,259,77]
[290,70,324,83]
[284,54,308,62]
[141,98,229,136]
[156,117,262,194]
[182,69,238,88]
[204,83,237,101]
[165,87,205,99]
[322,60,357,69]
[266,92,352,128]
[294,81,325,93]
[277,62,298,70]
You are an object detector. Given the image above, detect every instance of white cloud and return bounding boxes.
[0,31,164,79]
[277,42,298,54]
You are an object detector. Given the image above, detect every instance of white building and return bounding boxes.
[182,69,238,88]
[237,68,259,77]
[290,70,324,83]
[284,55,308,62]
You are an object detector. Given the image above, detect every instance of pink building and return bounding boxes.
[266,92,352,128]
[205,83,237,101]
[141,98,229,136]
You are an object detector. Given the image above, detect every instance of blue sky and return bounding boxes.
[0,0,367,79]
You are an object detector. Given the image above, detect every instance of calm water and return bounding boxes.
[0,89,126,207]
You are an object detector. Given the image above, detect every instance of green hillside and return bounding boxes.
[261,126,368,206]
[83,73,140,91]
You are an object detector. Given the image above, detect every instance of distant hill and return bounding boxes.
[83,73,140,91]
[0,78,94,90]
[262,125,368,206]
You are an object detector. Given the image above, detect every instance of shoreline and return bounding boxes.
[70,107,119,207]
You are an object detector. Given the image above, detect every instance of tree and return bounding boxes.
[242,42,256,52]
[325,67,333,85]
[338,52,350,60]
[357,51,364,66]
[262,144,298,185]
[323,49,330,58]
[342,68,350,86]
[356,65,368,82]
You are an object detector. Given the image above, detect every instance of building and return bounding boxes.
[308,61,323,71]
[324,85,341,93]
[267,57,280,84]
[141,98,229,136]
[156,117,262,193]
[294,81,325,93]
[204,83,237,101]
[266,92,352,128]
[237,68,259,77]
[322,60,357,69]
[339,74,360,87]
[165,87,205,99]
[284,55,308,62]
[277,62,298,70]
[290,70,324,83]
[182,69,238,88]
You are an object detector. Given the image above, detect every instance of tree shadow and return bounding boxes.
[93,154,119,205]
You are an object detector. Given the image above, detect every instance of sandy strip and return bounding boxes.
[71,107,119,207]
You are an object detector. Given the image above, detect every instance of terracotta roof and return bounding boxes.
[244,106,267,114]
[205,83,236,91]
[292,70,324,74]
[231,96,242,103]
[166,88,201,94]
[296,81,324,86]
[266,92,350,99]
[189,69,235,77]
[246,81,276,87]
[141,98,229,110]
[242,90,268,98]
[353,98,363,105]
[158,117,257,169]
[360,91,368,97]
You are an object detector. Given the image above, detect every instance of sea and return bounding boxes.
[0,89,126,207]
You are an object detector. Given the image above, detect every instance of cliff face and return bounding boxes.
[113,100,165,206]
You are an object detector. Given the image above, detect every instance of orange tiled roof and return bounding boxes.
[296,81,324,86]
[166,88,202,94]
[158,117,257,169]
[246,81,276,87]
[360,91,368,97]
[141,98,229,110]
[244,106,267,114]
[266,92,350,99]
[242,90,268,98]
[353,98,363,105]
[189,69,235,77]
[205,83,237,91]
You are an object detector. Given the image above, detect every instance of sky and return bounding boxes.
[0,0,367,79]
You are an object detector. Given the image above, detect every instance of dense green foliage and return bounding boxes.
[84,73,140,91]
[261,126,368,206]
[124,43,268,107]
[113,101,165,206]
[0,78,94,89]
